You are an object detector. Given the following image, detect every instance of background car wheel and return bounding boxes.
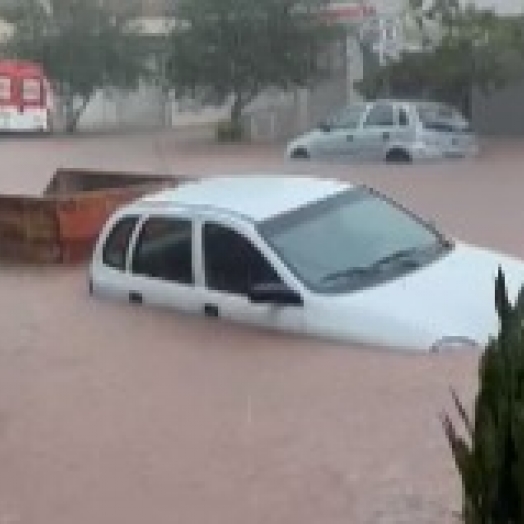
[386,149,412,163]
[290,148,310,160]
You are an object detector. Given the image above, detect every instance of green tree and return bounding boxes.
[1,0,147,132]
[358,0,524,118]
[442,269,524,523]
[0,0,26,23]
[166,0,340,131]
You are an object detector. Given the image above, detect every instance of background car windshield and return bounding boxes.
[259,188,441,293]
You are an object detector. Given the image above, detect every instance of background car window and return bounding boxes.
[331,105,366,129]
[416,102,470,132]
[364,104,395,127]
[398,107,409,127]
[132,217,193,284]
[203,223,280,295]
[102,215,138,271]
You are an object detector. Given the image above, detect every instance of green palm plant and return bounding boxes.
[442,269,524,523]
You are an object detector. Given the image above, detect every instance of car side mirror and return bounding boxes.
[248,282,303,306]
[318,121,332,133]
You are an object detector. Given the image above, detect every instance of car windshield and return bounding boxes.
[258,188,451,294]
[416,102,471,133]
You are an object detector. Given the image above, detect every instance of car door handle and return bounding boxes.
[204,303,219,318]
[346,135,353,142]
[382,132,390,141]
[129,291,143,305]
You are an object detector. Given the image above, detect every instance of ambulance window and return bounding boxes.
[22,78,41,103]
[0,76,11,101]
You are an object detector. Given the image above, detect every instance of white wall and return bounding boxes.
[76,82,230,132]
[473,81,524,136]
[370,0,524,15]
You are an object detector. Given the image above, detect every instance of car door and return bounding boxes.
[315,104,367,158]
[125,213,201,314]
[356,102,397,160]
[197,220,305,333]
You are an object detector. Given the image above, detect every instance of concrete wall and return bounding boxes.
[244,36,364,143]
[78,82,166,131]
[76,82,229,132]
[244,74,350,143]
[472,81,524,136]
[75,71,356,141]
[76,72,354,142]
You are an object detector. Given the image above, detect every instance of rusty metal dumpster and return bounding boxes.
[0,168,178,263]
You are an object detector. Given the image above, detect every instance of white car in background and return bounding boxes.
[286,100,479,162]
[89,175,523,352]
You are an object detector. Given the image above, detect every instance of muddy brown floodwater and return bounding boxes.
[0,132,523,523]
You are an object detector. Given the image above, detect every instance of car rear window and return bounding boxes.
[102,215,139,270]
[416,102,471,132]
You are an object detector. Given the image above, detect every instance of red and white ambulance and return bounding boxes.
[0,59,53,132]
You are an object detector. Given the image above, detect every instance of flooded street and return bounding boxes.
[0,132,521,523]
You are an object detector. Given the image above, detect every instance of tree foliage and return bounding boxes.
[442,269,524,523]
[357,0,524,118]
[0,0,26,23]
[166,0,341,126]
[1,0,147,131]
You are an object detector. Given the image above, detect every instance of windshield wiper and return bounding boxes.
[321,246,432,285]
[321,265,380,284]
[370,246,429,269]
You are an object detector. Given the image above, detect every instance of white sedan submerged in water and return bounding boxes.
[89,176,524,352]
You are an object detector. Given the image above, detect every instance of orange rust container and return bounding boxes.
[0,168,177,263]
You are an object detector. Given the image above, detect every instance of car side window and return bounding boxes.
[398,107,409,127]
[102,215,139,271]
[364,104,395,127]
[131,217,193,284]
[203,223,281,295]
[331,105,366,130]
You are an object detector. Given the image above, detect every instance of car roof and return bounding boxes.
[134,175,351,223]
[359,98,455,108]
